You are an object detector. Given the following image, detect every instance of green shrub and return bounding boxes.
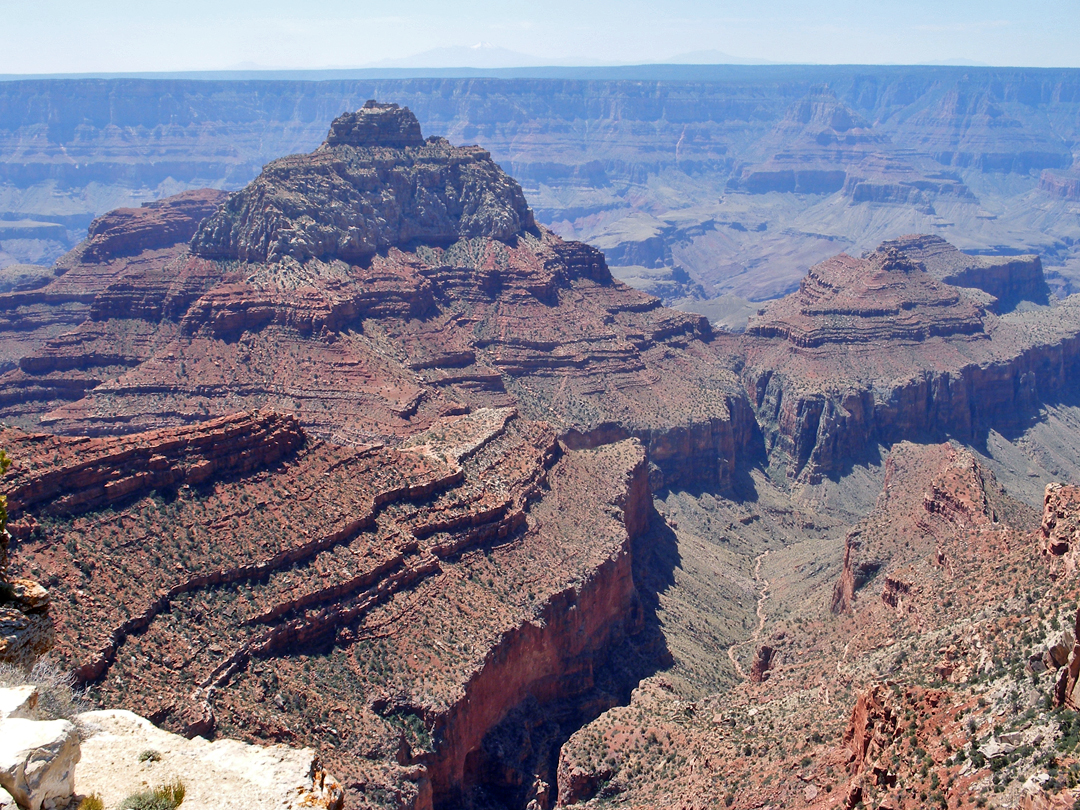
[118,780,186,810]
[78,796,104,810]
[138,749,162,763]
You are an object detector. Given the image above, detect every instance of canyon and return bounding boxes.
[1,94,1080,810]
[1,65,1079,309]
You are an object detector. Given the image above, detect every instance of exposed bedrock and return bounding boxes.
[741,242,1080,481]
[3,405,663,809]
[0,410,303,525]
[191,101,536,265]
[426,450,649,808]
[72,189,227,265]
[561,393,761,494]
[830,440,1035,623]
[885,233,1050,313]
[1041,170,1080,202]
[748,334,1080,481]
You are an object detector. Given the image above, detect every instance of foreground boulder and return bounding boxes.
[0,717,80,810]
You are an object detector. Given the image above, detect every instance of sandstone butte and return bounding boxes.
[2,100,1080,810]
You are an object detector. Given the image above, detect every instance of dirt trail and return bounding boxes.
[727,549,771,680]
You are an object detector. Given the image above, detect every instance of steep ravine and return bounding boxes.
[416,445,653,809]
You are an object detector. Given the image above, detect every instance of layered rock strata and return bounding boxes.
[191,101,535,264]
[744,246,986,348]
[74,189,228,265]
[885,233,1050,313]
[830,442,1036,629]
[728,89,973,207]
[739,243,1080,480]
[0,410,303,526]
[0,453,54,669]
[4,406,653,807]
[551,435,1054,810]
[0,103,752,491]
[6,97,1080,810]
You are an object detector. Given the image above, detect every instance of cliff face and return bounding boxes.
[829,442,1036,624]
[740,241,1080,480]
[728,89,973,211]
[0,104,753,497]
[884,233,1050,313]
[425,442,650,808]
[1041,170,1080,202]
[76,189,228,264]
[1040,482,1080,580]
[8,94,1080,810]
[0,411,303,526]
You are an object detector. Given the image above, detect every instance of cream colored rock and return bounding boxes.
[0,717,80,810]
[0,786,17,810]
[75,710,343,810]
[0,686,38,720]
[0,607,54,669]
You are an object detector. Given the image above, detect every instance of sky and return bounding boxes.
[0,0,1076,74]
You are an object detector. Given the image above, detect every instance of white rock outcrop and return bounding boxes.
[0,685,38,721]
[0,717,80,810]
[75,710,343,810]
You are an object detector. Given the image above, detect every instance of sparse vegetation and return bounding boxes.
[118,780,186,810]
[0,657,87,726]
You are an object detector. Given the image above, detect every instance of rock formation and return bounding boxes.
[191,101,535,264]
[1041,170,1080,202]
[0,448,53,670]
[828,442,1036,628]
[0,103,751,494]
[744,245,986,348]
[73,190,228,265]
[6,96,1080,810]
[729,88,973,208]
[0,683,345,810]
[1041,482,1080,578]
[4,67,1080,301]
[738,242,1080,480]
[0,404,654,806]
[0,714,80,810]
[75,709,343,810]
[884,233,1050,313]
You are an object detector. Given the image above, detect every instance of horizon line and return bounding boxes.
[2,62,1079,82]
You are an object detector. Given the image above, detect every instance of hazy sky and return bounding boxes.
[0,0,1075,74]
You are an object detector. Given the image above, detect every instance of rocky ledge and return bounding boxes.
[66,189,228,267]
[0,685,344,810]
[0,102,750,491]
[883,233,1050,313]
[75,709,343,810]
